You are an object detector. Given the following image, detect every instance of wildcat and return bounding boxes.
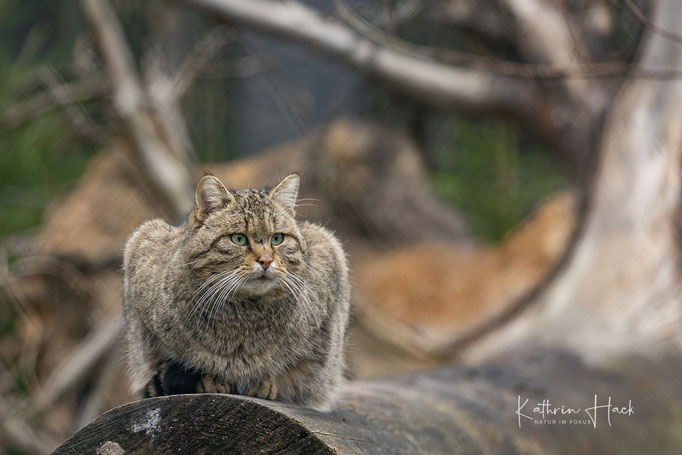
[122,173,350,410]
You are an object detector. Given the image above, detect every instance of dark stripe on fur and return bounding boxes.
[188,233,229,260]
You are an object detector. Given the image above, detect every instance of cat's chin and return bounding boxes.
[238,275,279,296]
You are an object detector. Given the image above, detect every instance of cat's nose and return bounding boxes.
[258,255,273,270]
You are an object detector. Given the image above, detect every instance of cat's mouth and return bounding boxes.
[247,267,280,283]
[255,269,274,279]
[253,265,283,281]
[237,270,280,296]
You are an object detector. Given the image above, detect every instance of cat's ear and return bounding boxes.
[269,174,299,215]
[193,175,234,223]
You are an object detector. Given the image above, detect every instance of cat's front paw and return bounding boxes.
[246,378,278,400]
[197,375,232,394]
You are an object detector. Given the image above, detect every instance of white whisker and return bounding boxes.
[281,273,319,327]
[188,270,236,321]
[214,275,249,330]
[288,271,322,306]
[207,274,246,332]
[204,278,230,327]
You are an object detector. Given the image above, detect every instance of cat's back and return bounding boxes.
[123,219,181,294]
[301,221,346,264]
[300,221,349,299]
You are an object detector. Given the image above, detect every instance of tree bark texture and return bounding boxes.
[464,0,682,362]
[53,351,682,454]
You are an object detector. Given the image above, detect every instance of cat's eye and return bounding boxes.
[231,233,248,246]
[271,233,284,246]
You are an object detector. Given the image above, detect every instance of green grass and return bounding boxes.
[0,2,96,239]
[0,114,94,238]
[430,119,567,242]
[0,298,17,338]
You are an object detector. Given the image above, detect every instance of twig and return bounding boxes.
[433,0,512,42]
[25,313,123,420]
[81,0,194,217]
[625,0,682,45]
[0,252,40,334]
[338,0,682,81]
[236,37,310,135]
[38,66,101,138]
[559,0,590,63]
[10,255,92,301]
[74,344,122,430]
[144,57,197,162]
[171,25,235,97]
[180,0,544,117]
[198,52,318,79]
[0,80,105,130]
[0,395,59,455]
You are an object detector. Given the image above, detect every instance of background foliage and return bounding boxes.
[0,1,566,242]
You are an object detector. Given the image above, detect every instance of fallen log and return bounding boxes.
[52,350,682,454]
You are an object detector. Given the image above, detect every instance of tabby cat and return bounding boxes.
[122,174,350,410]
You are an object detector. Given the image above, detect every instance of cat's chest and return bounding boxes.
[197,307,296,351]
[154,296,312,373]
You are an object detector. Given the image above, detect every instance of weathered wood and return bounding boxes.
[53,351,682,454]
[465,0,682,362]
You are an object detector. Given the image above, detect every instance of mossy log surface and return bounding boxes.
[53,351,682,454]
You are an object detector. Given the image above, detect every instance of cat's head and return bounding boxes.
[184,173,305,296]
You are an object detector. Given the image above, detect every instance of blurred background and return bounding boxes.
[1,0,675,453]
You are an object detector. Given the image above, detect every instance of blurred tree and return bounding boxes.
[0,2,99,238]
[3,0,682,452]
[180,0,682,360]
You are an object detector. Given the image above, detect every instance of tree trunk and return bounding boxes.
[39,1,682,453]
[464,0,682,361]
[52,351,682,454]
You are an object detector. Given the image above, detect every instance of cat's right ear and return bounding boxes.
[192,175,234,226]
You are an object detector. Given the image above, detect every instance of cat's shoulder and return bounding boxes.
[300,222,347,263]
[300,221,341,247]
[123,219,177,262]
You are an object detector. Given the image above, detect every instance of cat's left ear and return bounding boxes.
[269,174,299,215]
[193,174,234,225]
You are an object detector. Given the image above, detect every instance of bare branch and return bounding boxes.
[179,0,544,117]
[496,0,604,113]
[0,396,58,455]
[171,26,234,97]
[0,80,105,130]
[353,0,423,32]
[466,0,682,362]
[625,0,682,45]
[143,57,196,162]
[497,0,586,68]
[434,0,513,42]
[339,2,635,81]
[73,345,122,431]
[81,0,194,217]
[37,66,107,143]
[27,314,123,420]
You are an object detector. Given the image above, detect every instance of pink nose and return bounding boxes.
[258,256,273,270]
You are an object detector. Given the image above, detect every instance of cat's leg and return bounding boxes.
[142,360,195,397]
[196,374,232,394]
[143,360,233,396]
[275,357,344,410]
[124,315,164,396]
[142,366,164,398]
[277,320,348,409]
[245,377,278,400]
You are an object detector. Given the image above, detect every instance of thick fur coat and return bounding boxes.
[122,174,350,410]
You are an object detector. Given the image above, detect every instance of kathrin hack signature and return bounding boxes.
[516,395,634,428]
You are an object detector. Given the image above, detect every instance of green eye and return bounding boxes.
[231,233,248,246]
[271,233,284,246]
